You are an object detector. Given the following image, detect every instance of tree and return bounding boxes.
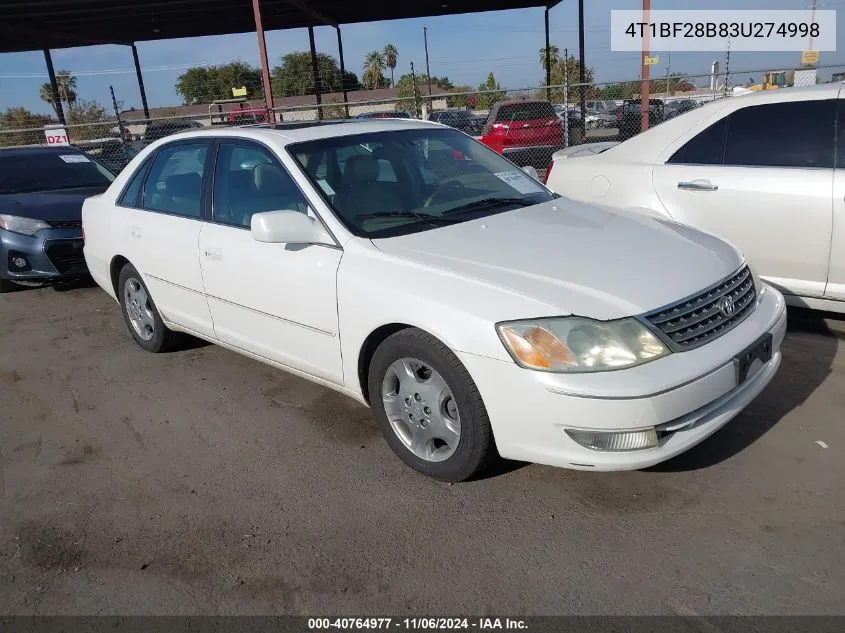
[39,70,77,117]
[66,99,113,141]
[0,107,56,147]
[538,45,561,74]
[176,62,263,105]
[271,52,360,98]
[542,54,595,103]
[383,44,398,88]
[476,72,506,110]
[362,51,385,90]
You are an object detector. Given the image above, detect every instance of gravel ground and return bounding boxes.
[1,280,844,615]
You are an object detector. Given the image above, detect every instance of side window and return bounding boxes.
[117,159,151,208]
[724,100,836,168]
[213,142,309,228]
[667,117,727,165]
[142,143,208,217]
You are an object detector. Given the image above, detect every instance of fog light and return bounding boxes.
[9,253,30,272]
[565,428,659,452]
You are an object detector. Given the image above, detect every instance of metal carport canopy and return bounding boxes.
[0,0,561,53]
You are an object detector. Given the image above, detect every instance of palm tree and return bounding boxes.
[383,44,398,88]
[362,51,385,90]
[539,45,561,73]
[39,70,78,117]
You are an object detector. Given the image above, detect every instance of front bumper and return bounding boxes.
[458,286,787,471]
[0,227,88,283]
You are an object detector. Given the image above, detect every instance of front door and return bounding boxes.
[198,139,344,383]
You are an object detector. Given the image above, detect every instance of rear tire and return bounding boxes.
[117,263,180,353]
[368,328,497,482]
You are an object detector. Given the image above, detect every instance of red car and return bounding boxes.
[480,99,563,169]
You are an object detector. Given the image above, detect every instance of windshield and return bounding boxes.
[289,128,554,238]
[0,151,115,194]
[494,102,556,122]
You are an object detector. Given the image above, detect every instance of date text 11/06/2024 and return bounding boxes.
[307,618,528,630]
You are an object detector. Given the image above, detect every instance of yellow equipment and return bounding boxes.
[749,71,794,91]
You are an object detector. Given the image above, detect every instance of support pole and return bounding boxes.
[544,6,551,101]
[423,26,432,95]
[335,26,349,118]
[640,0,651,132]
[577,0,586,139]
[130,44,150,120]
[43,49,65,125]
[308,26,322,120]
[251,0,275,122]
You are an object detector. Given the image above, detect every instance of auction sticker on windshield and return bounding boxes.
[494,171,544,194]
[59,154,91,163]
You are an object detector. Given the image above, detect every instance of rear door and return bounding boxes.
[826,93,845,301]
[652,98,835,299]
[121,139,214,337]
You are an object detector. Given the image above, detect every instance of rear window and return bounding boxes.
[494,102,556,122]
[0,151,115,194]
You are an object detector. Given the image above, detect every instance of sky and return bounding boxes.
[1,0,843,114]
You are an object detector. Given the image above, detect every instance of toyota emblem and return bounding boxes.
[720,296,735,317]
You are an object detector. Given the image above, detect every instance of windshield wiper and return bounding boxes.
[441,197,536,216]
[354,210,460,225]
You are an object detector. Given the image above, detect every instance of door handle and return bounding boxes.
[203,247,223,261]
[678,180,718,191]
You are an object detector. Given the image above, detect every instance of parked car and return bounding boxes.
[481,99,564,169]
[585,100,616,115]
[664,99,699,119]
[355,111,412,119]
[545,83,844,313]
[143,119,204,143]
[0,145,115,292]
[585,107,617,129]
[617,99,666,140]
[82,120,785,482]
[428,109,484,135]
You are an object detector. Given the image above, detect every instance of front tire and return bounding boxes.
[368,328,497,482]
[117,263,179,353]
[0,277,15,293]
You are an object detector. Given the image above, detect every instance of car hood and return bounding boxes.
[0,186,109,222]
[371,199,743,320]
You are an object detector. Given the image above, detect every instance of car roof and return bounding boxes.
[0,145,85,155]
[136,117,445,148]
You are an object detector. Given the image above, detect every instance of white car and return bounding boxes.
[82,120,786,482]
[546,83,845,313]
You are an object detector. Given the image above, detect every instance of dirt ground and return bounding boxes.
[1,280,844,615]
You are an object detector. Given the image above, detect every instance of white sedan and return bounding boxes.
[82,120,786,482]
[546,83,845,314]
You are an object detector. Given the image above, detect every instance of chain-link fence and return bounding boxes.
[2,63,841,180]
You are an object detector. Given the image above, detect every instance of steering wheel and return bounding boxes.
[423,178,468,207]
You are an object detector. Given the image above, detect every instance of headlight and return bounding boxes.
[0,214,51,236]
[496,316,670,373]
[748,261,766,298]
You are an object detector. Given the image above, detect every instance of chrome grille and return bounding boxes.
[643,266,756,351]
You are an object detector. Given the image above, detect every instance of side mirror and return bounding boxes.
[521,165,539,180]
[250,210,333,245]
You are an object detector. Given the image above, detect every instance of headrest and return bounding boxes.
[344,155,380,185]
[165,172,201,198]
[253,163,290,195]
